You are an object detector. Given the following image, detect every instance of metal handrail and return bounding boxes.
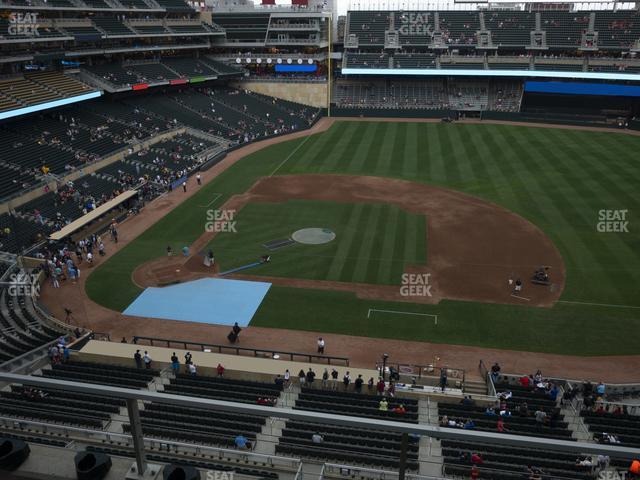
[131,336,349,366]
[0,415,301,470]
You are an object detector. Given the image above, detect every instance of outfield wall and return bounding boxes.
[234,80,328,108]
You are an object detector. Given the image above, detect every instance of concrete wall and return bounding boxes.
[234,81,328,108]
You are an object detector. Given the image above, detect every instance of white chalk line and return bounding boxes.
[198,193,222,208]
[269,134,313,177]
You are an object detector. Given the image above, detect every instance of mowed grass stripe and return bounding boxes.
[331,122,374,172]
[437,125,461,185]
[425,124,446,182]
[376,204,400,284]
[373,123,399,175]
[346,122,382,173]
[290,123,345,172]
[319,122,365,173]
[325,203,366,281]
[447,125,481,189]
[402,123,420,178]
[363,204,391,284]
[472,125,521,207]
[361,122,390,174]
[340,204,380,282]
[351,204,384,283]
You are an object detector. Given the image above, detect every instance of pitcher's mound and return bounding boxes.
[292,228,336,245]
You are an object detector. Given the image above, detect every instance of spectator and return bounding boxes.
[311,432,323,444]
[306,368,316,387]
[284,369,290,386]
[596,381,606,397]
[217,363,225,377]
[134,349,142,369]
[275,375,284,388]
[143,351,152,369]
[376,378,385,396]
[519,375,530,388]
[471,453,483,465]
[379,398,389,411]
[188,363,197,376]
[184,351,192,371]
[464,419,475,430]
[548,383,560,401]
[470,465,480,480]
[321,368,329,388]
[497,417,508,433]
[121,337,127,343]
[234,434,249,450]
[440,368,448,392]
[170,352,179,373]
[388,381,396,397]
[330,368,339,389]
[367,377,375,392]
[393,404,406,415]
[535,409,547,426]
[354,374,364,393]
[343,371,351,390]
[317,337,325,354]
[298,369,306,386]
[491,362,501,382]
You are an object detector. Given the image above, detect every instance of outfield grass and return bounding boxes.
[86,121,640,355]
[207,200,426,284]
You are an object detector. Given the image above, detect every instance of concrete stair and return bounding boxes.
[463,380,487,396]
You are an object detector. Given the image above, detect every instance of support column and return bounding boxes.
[398,432,409,480]
[126,398,148,476]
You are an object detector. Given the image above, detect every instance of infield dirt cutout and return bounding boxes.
[133,174,565,307]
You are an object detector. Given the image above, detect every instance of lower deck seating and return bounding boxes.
[0,384,123,430]
[442,439,596,480]
[277,419,419,470]
[582,409,640,447]
[294,387,419,423]
[40,360,158,389]
[125,402,268,448]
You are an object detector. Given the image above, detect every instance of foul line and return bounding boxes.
[198,193,222,208]
[269,134,313,177]
[557,300,640,310]
[367,309,439,325]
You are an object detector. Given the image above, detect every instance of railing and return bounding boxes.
[478,360,496,398]
[385,362,465,387]
[0,415,301,471]
[132,336,350,366]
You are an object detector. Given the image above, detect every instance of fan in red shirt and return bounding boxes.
[519,375,530,388]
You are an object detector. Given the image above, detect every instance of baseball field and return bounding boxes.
[86,120,640,356]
